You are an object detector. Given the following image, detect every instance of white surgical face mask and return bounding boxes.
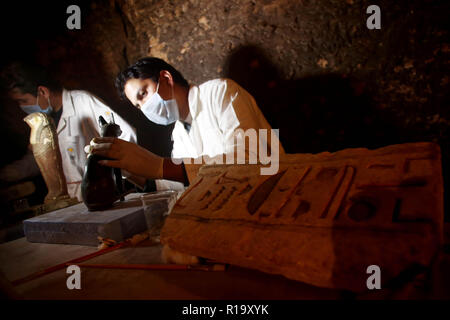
[141,80,179,125]
[20,94,53,115]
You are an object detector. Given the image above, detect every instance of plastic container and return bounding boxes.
[140,190,179,238]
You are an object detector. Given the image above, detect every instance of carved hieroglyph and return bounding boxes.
[160,142,444,292]
[24,112,71,204]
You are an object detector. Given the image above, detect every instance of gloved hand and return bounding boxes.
[86,137,164,180]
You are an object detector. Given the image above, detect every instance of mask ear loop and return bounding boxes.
[170,81,175,101]
[36,91,40,107]
[169,76,180,122]
[155,79,160,95]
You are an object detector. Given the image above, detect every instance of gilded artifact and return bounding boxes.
[24,112,72,205]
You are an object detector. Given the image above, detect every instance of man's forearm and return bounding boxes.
[162,158,189,185]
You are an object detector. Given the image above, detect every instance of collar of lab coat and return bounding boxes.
[172,84,203,157]
[187,84,201,120]
[61,88,76,117]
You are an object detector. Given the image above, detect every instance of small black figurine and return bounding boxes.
[81,114,125,211]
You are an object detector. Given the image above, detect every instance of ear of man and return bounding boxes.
[37,86,51,99]
[159,70,174,86]
[158,70,175,100]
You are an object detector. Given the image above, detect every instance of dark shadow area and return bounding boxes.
[223,45,448,223]
[223,45,403,154]
[224,45,448,296]
[0,97,30,168]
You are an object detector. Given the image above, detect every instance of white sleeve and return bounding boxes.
[213,80,257,158]
[214,79,284,158]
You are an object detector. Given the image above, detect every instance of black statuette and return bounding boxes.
[81,115,124,211]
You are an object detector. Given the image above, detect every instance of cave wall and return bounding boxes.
[47,0,447,154]
[4,0,449,153]
[113,0,449,149]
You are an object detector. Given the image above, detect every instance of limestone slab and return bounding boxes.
[161,142,444,292]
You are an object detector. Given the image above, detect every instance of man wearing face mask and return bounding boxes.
[1,61,137,200]
[87,57,283,188]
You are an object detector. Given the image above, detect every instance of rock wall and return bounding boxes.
[114,0,448,150]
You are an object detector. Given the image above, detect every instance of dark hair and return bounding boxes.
[115,57,189,100]
[0,61,62,95]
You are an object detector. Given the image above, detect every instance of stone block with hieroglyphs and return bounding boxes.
[160,142,444,292]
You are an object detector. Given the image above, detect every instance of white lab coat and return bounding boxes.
[155,78,283,190]
[58,89,137,200]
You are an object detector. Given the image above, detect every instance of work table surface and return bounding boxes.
[0,237,343,299]
[1,235,450,300]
